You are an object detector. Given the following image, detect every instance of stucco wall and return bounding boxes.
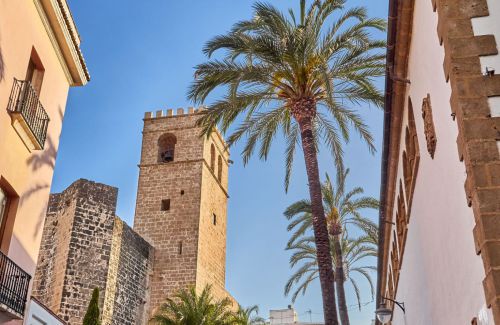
[389,1,493,324]
[0,0,70,279]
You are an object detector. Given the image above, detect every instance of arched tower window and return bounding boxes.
[210,144,215,171]
[158,133,177,163]
[217,156,222,181]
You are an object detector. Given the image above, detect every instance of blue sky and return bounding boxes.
[54,1,387,323]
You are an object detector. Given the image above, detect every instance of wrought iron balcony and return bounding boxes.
[0,250,31,317]
[7,78,50,150]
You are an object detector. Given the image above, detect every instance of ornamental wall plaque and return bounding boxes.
[422,94,437,158]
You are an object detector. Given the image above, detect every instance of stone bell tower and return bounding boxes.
[133,107,231,317]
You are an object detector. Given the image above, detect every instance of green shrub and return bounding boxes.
[83,288,101,325]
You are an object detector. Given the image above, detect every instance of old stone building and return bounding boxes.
[32,179,153,325]
[135,107,232,316]
[33,108,234,324]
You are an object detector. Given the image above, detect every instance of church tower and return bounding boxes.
[133,107,231,316]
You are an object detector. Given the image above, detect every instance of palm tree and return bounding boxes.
[284,169,378,325]
[232,305,265,325]
[285,235,377,310]
[188,1,385,323]
[150,286,234,325]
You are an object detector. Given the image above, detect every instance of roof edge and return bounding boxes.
[376,0,399,320]
[34,0,90,86]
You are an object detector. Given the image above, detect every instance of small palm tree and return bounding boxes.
[150,286,234,325]
[284,168,378,324]
[232,305,265,325]
[285,235,377,312]
[188,1,385,323]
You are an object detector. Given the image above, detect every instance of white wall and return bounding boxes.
[24,299,64,325]
[389,0,493,324]
[269,308,297,325]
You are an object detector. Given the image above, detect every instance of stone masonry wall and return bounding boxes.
[32,192,75,314]
[196,130,230,301]
[33,179,154,325]
[110,218,154,325]
[58,180,116,324]
[434,0,500,321]
[134,108,234,316]
[134,110,205,316]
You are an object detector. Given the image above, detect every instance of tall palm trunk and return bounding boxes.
[332,233,349,325]
[296,107,339,325]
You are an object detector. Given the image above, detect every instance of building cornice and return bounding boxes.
[33,0,90,86]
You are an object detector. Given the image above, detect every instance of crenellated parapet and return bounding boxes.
[144,106,207,119]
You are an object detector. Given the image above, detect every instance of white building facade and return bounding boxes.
[377,0,500,324]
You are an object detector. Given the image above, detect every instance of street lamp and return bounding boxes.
[375,306,392,324]
[374,297,405,324]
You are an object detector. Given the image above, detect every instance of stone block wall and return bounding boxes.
[102,218,154,325]
[134,108,232,316]
[196,130,230,299]
[33,179,154,325]
[434,0,500,321]
[33,179,117,324]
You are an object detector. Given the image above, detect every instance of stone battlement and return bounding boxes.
[144,106,207,119]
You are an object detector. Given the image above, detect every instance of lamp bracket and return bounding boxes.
[381,296,405,313]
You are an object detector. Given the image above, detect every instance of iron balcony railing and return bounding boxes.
[7,78,50,149]
[0,250,31,316]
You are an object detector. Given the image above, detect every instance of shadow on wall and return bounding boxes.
[0,37,4,81]
[21,106,64,239]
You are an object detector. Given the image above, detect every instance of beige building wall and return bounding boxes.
[197,129,230,298]
[0,0,88,322]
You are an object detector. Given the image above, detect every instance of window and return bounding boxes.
[210,144,215,171]
[212,213,217,226]
[25,47,45,95]
[158,133,176,163]
[0,187,10,246]
[178,241,183,255]
[161,199,170,211]
[0,182,18,254]
[403,97,420,207]
[217,156,222,181]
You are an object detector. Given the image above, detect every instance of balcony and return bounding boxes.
[7,78,50,150]
[0,250,31,319]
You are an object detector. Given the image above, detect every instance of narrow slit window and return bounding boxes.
[178,241,183,255]
[213,213,217,226]
[210,144,215,171]
[161,199,170,211]
[217,156,222,181]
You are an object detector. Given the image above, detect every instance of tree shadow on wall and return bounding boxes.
[0,41,4,82]
[22,106,64,239]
